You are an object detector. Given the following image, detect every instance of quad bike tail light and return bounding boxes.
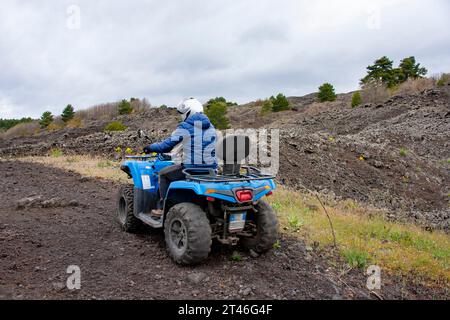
[235,190,253,202]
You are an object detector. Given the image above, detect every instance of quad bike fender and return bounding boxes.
[120,160,173,190]
[166,179,276,204]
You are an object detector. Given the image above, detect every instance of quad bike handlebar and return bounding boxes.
[125,153,172,161]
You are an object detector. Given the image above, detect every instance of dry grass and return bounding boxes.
[269,187,450,286]
[0,121,40,139]
[47,119,65,132]
[395,78,435,95]
[66,117,84,129]
[14,155,450,287]
[77,102,120,121]
[77,98,151,121]
[434,73,450,87]
[361,81,391,104]
[17,155,129,183]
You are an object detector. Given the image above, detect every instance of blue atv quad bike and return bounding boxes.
[117,135,278,265]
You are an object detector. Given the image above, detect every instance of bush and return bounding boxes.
[0,121,40,139]
[205,101,230,129]
[104,121,127,132]
[66,117,84,129]
[77,102,119,120]
[436,73,450,87]
[39,111,54,128]
[50,148,63,157]
[130,98,151,113]
[270,93,290,112]
[395,78,435,95]
[361,81,391,104]
[47,121,64,132]
[0,117,33,131]
[61,104,75,122]
[318,83,337,102]
[351,91,362,108]
[399,148,407,157]
[343,248,368,269]
[260,99,273,115]
[118,99,133,115]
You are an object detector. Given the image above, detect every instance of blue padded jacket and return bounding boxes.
[147,113,217,168]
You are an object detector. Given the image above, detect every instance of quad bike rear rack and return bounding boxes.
[123,156,275,182]
[182,166,275,183]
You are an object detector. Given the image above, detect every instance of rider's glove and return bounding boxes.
[143,146,152,154]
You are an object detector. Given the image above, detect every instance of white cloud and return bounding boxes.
[0,0,449,118]
[0,97,16,118]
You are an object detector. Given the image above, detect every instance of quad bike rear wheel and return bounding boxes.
[117,184,143,233]
[241,200,278,253]
[164,203,212,265]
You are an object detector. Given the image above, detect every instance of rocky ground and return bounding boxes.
[0,161,446,300]
[0,87,449,231]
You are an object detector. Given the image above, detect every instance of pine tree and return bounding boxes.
[118,99,133,115]
[360,56,428,88]
[397,56,428,82]
[270,93,290,112]
[204,101,230,129]
[361,56,397,88]
[39,111,54,128]
[61,104,75,122]
[318,83,337,102]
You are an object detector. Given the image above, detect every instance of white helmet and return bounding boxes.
[176,98,203,121]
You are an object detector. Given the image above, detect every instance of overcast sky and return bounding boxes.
[1,0,449,118]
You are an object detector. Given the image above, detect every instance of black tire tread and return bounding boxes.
[241,200,278,253]
[117,184,142,233]
[164,203,212,265]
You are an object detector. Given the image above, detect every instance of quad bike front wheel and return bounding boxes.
[241,200,278,253]
[164,203,212,265]
[117,184,143,233]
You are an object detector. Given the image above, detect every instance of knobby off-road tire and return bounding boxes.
[117,184,142,233]
[164,203,212,265]
[241,200,278,253]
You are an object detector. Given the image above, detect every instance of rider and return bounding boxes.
[143,98,217,216]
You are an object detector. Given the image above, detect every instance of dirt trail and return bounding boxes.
[0,161,445,300]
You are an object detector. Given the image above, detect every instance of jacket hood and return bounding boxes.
[185,112,212,129]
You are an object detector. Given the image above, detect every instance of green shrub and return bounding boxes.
[399,148,407,157]
[318,83,337,102]
[118,99,133,115]
[287,214,303,231]
[50,148,63,157]
[343,248,368,269]
[231,251,242,262]
[270,93,290,112]
[205,101,230,129]
[104,121,127,132]
[436,73,450,87]
[273,240,281,250]
[351,92,362,108]
[260,99,273,115]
